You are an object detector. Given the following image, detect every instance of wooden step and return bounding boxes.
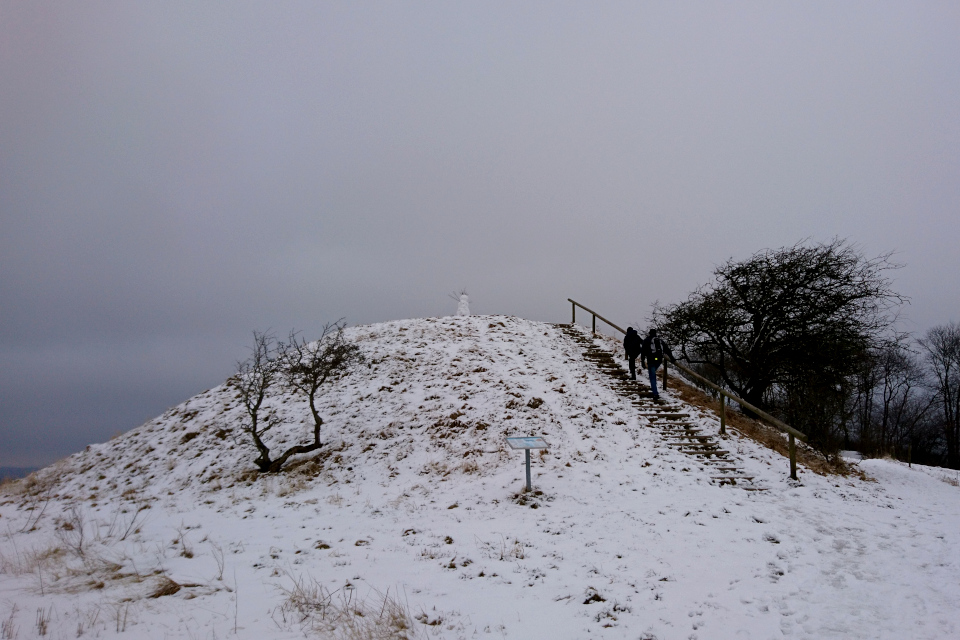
[635,410,686,415]
[679,449,730,456]
[669,443,720,450]
[564,332,754,484]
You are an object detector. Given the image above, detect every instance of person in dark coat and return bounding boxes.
[640,328,676,399]
[623,327,643,381]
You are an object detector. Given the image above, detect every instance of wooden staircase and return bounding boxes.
[557,324,758,488]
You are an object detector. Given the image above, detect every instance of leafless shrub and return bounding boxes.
[34,607,51,637]
[278,575,423,640]
[174,524,193,559]
[55,506,87,558]
[112,604,130,633]
[99,502,149,542]
[74,604,101,637]
[121,504,149,540]
[17,484,55,533]
[209,541,225,581]
[476,534,525,561]
[1,604,18,640]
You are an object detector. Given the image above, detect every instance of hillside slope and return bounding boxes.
[1,315,958,639]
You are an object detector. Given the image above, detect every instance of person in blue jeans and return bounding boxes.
[640,328,675,400]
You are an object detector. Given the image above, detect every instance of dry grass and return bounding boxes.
[1,604,18,640]
[278,575,425,640]
[148,576,181,598]
[1,499,170,602]
[2,462,69,502]
[666,374,863,478]
[0,536,67,579]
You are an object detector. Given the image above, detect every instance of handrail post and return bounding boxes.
[592,314,596,334]
[789,434,797,480]
[719,395,726,435]
[662,360,668,390]
[566,299,627,335]
[572,301,575,324]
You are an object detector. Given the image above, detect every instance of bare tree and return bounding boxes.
[275,321,362,470]
[229,331,282,472]
[230,324,363,473]
[653,238,906,452]
[920,322,960,469]
[850,338,935,459]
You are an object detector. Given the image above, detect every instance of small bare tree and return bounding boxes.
[229,331,282,472]
[278,321,362,466]
[231,323,361,473]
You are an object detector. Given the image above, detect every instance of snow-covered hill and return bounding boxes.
[1,315,958,639]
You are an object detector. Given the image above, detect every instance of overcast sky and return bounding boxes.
[2,1,959,467]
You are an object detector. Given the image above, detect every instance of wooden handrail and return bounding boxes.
[568,299,627,335]
[567,298,807,479]
[668,361,807,441]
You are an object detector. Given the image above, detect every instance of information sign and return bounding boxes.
[505,437,549,450]
[505,436,550,491]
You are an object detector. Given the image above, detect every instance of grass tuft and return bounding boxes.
[278,575,425,639]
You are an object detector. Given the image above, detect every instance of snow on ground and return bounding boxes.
[1,315,958,639]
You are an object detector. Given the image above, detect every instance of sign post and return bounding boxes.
[505,437,549,492]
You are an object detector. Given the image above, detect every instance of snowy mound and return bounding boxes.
[1,315,958,639]
[27,315,646,502]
